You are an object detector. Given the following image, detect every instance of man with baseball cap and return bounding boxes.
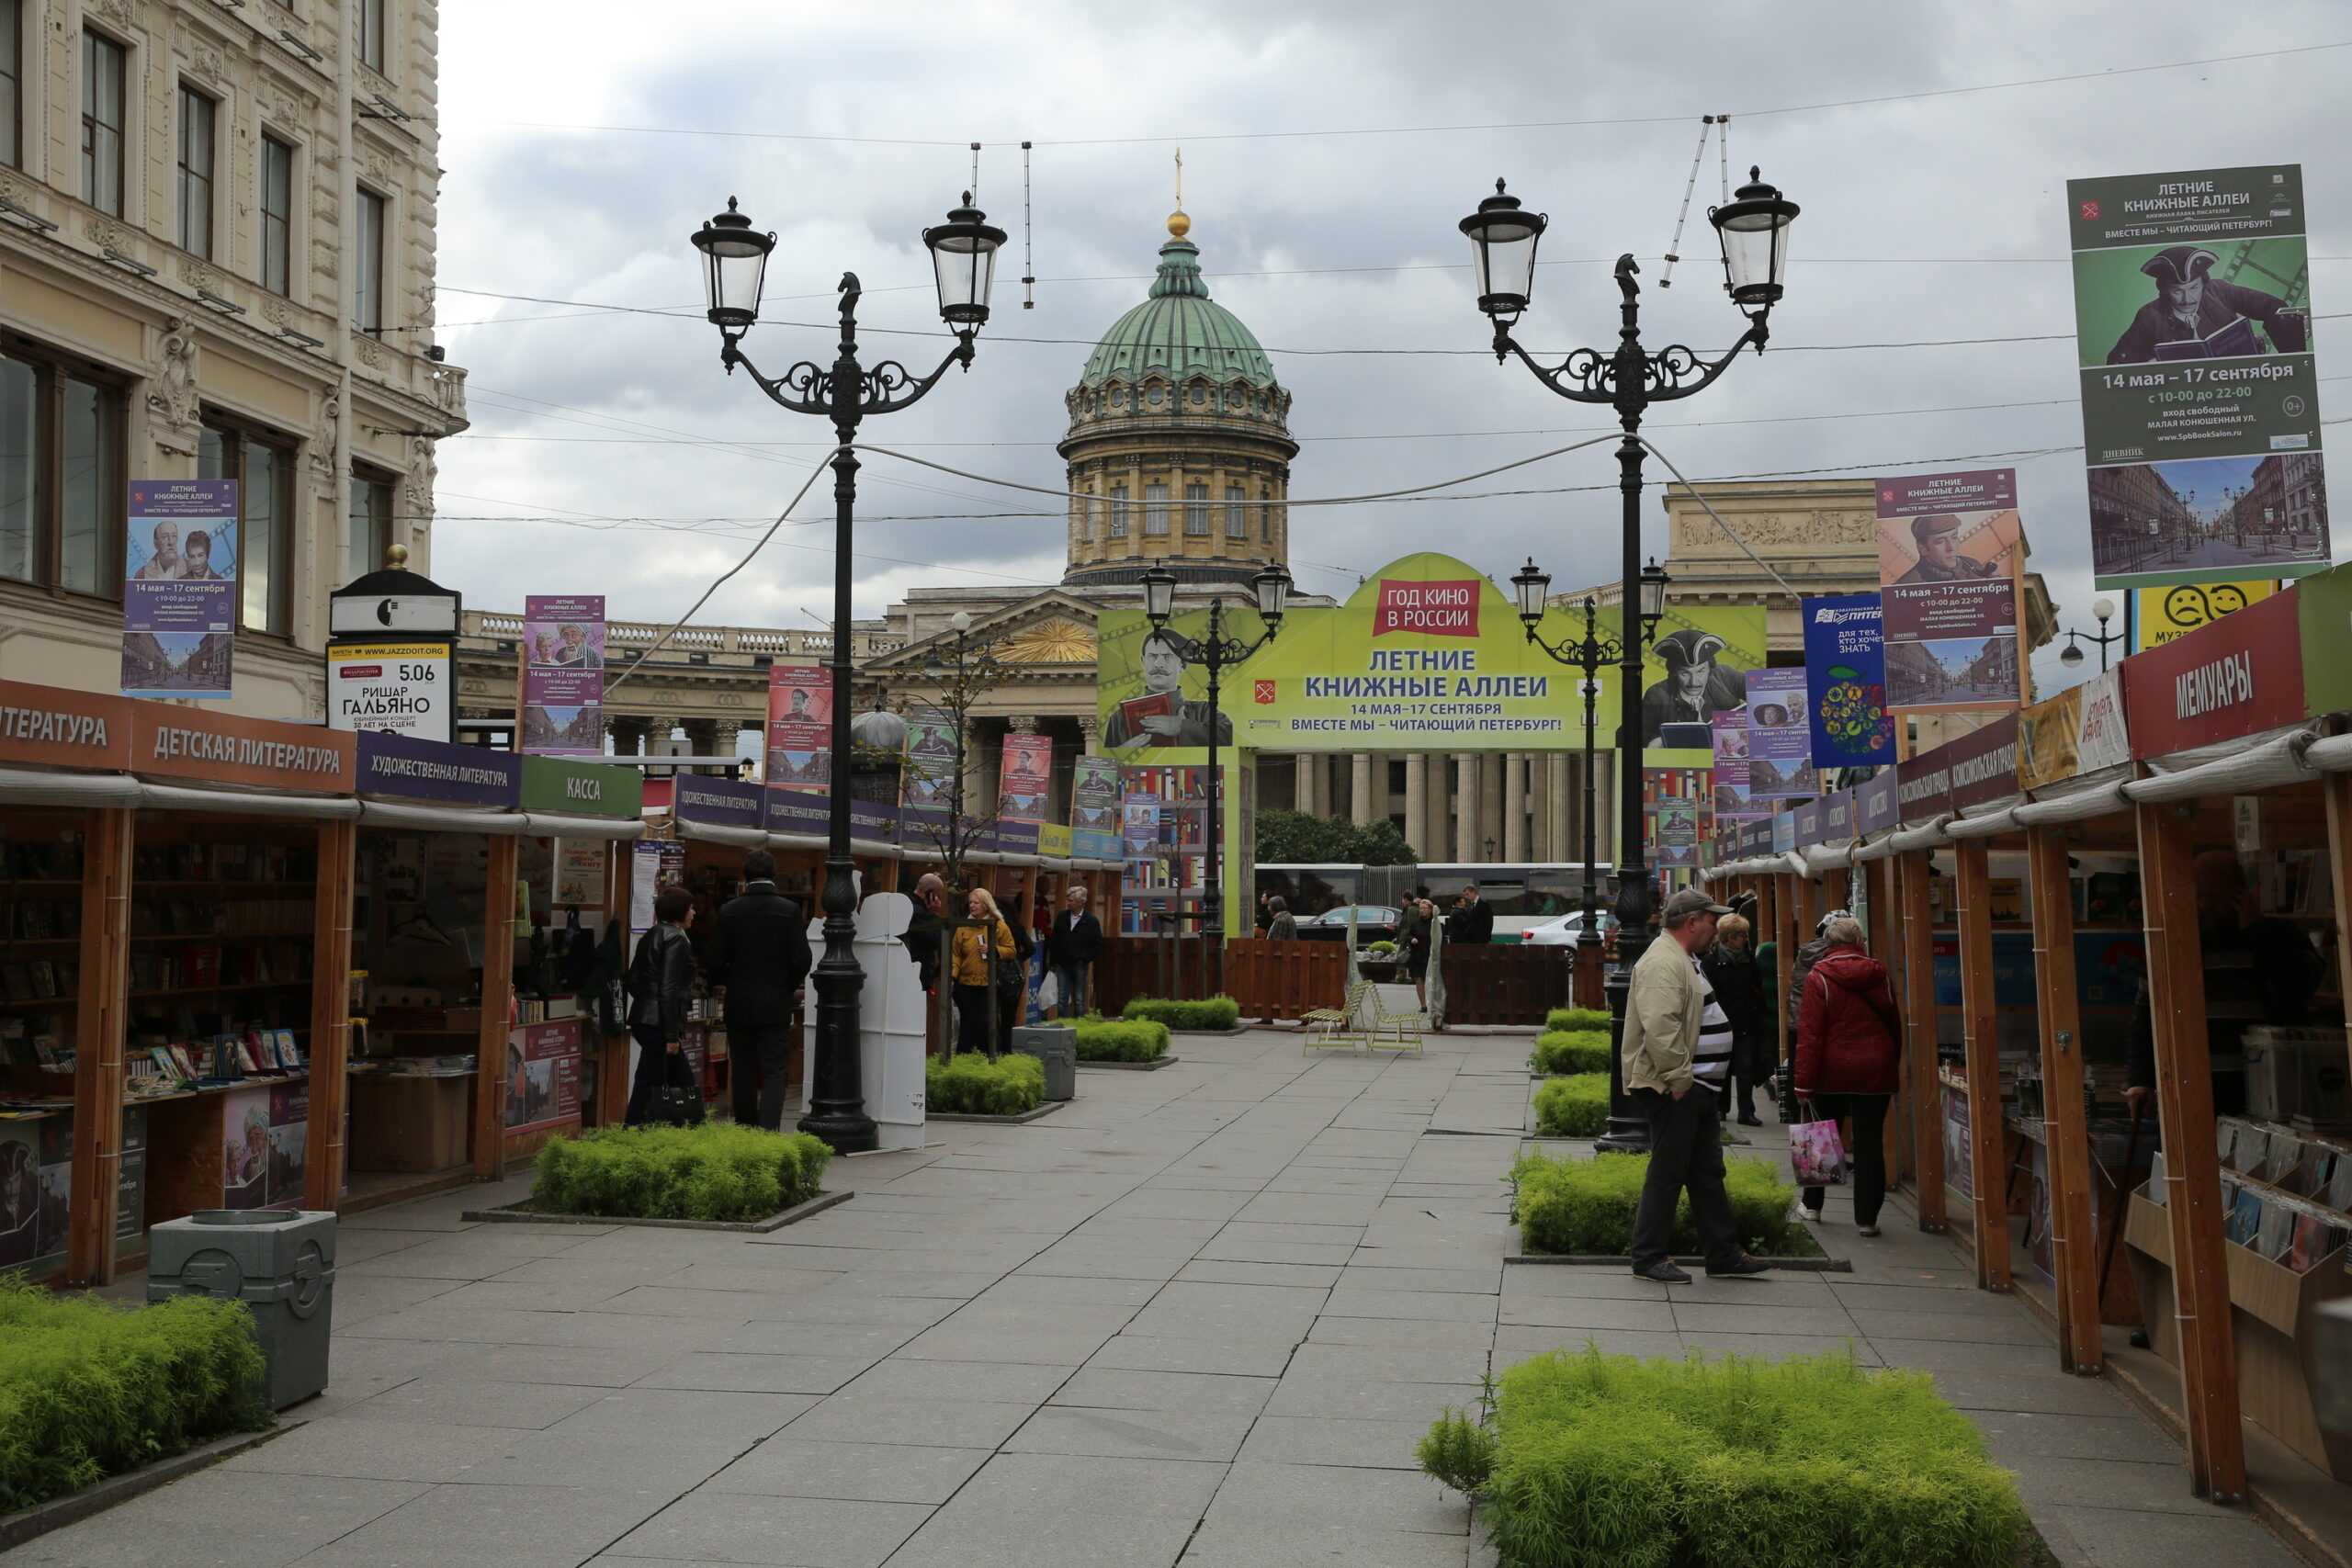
[1622,886,1776,1283]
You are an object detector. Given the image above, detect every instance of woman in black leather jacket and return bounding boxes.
[625,886,700,1123]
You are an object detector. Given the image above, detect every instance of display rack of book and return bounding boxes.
[2125,1113,2352,1481]
[125,815,323,1234]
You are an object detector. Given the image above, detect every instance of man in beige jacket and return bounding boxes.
[1623,888,1776,1283]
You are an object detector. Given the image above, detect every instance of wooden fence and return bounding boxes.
[1092,934,1352,1022]
[1439,943,1575,1026]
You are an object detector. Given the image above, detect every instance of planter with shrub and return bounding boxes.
[1510,1148,1820,1259]
[523,1123,833,1224]
[928,1050,1048,1116]
[1121,996,1243,1032]
[1419,1344,2030,1568]
[1531,1073,1611,1137]
[1073,1016,1172,1064]
[1,1279,271,1517]
[1544,1007,1611,1033]
[1529,1029,1610,1076]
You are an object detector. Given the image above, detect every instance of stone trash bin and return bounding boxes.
[1012,1025,1078,1101]
[147,1209,336,1410]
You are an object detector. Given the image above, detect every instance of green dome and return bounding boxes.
[1079,237,1277,389]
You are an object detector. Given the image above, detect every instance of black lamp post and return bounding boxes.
[1462,167,1794,1153]
[1513,560,1668,1147]
[691,192,1005,1152]
[1137,559,1291,977]
[2058,597,2122,674]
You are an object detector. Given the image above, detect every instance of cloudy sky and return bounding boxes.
[429,2,2349,697]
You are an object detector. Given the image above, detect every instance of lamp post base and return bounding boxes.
[1595,931,1654,1156]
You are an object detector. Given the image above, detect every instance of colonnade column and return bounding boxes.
[1548,752,1574,865]
[1403,755,1428,858]
[1503,754,1530,863]
[1351,753,1378,826]
[1454,755,1482,861]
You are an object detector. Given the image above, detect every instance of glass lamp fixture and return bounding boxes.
[1708,167,1799,310]
[1638,558,1671,636]
[1458,179,1546,321]
[1511,558,1551,627]
[1251,563,1294,625]
[922,194,1007,327]
[690,197,775,330]
[1139,562,1178,626]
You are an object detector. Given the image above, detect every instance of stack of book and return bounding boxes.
[2178,1117,2352,1274]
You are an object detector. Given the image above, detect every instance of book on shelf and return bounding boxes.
[2255,1198,2296,1260]
[2226,1182,2262,1247]
[2287,1213,2345,1274]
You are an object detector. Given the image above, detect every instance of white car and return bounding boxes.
[1522,911,1621,953]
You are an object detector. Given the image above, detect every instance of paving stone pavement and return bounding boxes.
[5,1028,2307,1568]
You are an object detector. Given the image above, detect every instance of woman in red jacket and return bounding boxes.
[1793,917,1903,1236]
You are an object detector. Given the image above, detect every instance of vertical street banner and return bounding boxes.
[1710,709,1756,824]
[899,711,957,808]
[765,664,832,785]
[998,734,1053,823]
[2070,165,2325,589]
[121,479,238,699]
[521,595,605,756]
[1801,594,1894,767]
[1069,754,1120,840]
[1745,668,1817,800]
[1876,469,2023,711]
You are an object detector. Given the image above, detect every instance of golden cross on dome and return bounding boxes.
[1169,147,1189,238]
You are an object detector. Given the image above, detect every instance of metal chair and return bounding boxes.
[1304,981,1371,1053]
[1365,985,1430,1056]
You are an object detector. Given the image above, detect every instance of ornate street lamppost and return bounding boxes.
[1460,167,1795,1152]
[2058,598,2122,674]
[690,193,1005,1151]
[1513,558,1668,1142]
[1137,558,1291,987]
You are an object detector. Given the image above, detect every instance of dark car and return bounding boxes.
[1292,906,1404,945]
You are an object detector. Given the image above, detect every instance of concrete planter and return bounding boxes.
[1078,1055,1181,1071]
[460,1189,851,1233]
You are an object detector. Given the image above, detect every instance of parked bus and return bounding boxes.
[1253,863,1616,943]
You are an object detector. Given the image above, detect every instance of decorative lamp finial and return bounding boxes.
[385,542,410,570]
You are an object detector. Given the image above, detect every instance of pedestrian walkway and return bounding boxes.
[5,1030,2309,1568]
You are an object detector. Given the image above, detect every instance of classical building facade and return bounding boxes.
[0,0,464,718]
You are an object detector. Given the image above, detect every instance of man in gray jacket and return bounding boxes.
[1623,888,1777,1284]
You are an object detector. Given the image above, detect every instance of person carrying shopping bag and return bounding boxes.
[625,886,701,1123]
[1792,915,1902,1236]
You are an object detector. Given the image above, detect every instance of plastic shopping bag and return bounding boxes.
[1035,970,1060,1013]
[1789,1116,1849,1187]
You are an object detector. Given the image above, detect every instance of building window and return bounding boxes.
[2,0,22,170]
[1143,482,1169,536]
[260,137,294,295]
[1107,484,1128,537]
[176,86,217,259]
[347,468,393,583]
[0,344,124,598]
[81,30,127,216]
[357,0,388,74]
[1184,482,1210,536]
[199,421,295,635]
[1079,494,1094,543]
[1262,493,1276,542]
[1225,484,1247,539]
[355,188,387,333]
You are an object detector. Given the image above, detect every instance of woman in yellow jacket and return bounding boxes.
[951,887,1018,1055]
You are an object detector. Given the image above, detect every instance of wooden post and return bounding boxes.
[475,834,521,1179]
[1898,851,1948,1231]
[2027,825,2101,1372]
[1770,871,1796,1080]
[303,819,358,1212]
[1821,865,1850,918]
[2322,773,2352,1124]
[2136,800,2245,1502]
[1952,838,2011,1291]
[66,807,134,1286]
[595,840,630,1128]
[1863,856,1910,1190]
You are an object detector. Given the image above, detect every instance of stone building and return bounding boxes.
[0,0,463,717]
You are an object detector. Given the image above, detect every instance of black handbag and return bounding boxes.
[647,1079,705,1127]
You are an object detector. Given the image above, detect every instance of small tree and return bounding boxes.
[1255,808,1420,868]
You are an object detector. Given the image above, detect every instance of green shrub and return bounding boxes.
[1121,996,1241,1031]
[1073,1016,1170,1062]
[928,1050,1046,1114]
[1532,1074,1612,1137]
[1544,1007,1612,1033]
[1530,1029,1611,1076]
[531,1123,832,1222]
[1511,1148,1814,1257]
[1364,941,1399,958]
[0,1277,270,1513]
[1417,1405,1498,1495]
[1424,1344,2030,1568]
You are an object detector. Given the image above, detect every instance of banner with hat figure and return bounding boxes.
[1876,469,2023,712]
[2068,164,2327,590]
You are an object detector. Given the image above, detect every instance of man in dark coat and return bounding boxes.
[1448,885,1494,945]
[1045,884,1103,1019]
[703,850,813,1131]
[2106,244,2307,365]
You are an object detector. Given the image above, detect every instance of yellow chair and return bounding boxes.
[1304,981,1371,1053]
[1365,986,1430,1056]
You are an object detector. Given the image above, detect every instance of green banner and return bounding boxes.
[519,754,642,818]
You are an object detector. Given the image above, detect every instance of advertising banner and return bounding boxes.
[900,711,958,809]
[2018,670,2131,792]
[2125,583,2305,755]
[1641,604,1766,757]
[999,734,1053,823]
[2130,579,2278,652]
[0,680,130,772]
[1801,594,1894,766]
[2070,165,2326,589]
[1946,714,2022,812]
[1858,768,1899,835]
[133,705,355,792]
[1652,795,1700,868]
[765,664,832,785]
[672,773,763,829]
[1876,470,2022,711]
[521,595,605,757]
[1710,709,1758,823]
[506,1021,584,1133]
[519,754,641,818]
[122,479,238,699]
[356,730,519,807]
[1070,754,1120,838]
[1745,668,1816,799]
[327,641,451,740]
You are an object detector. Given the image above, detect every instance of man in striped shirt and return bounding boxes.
[1622,887,1777,1284]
